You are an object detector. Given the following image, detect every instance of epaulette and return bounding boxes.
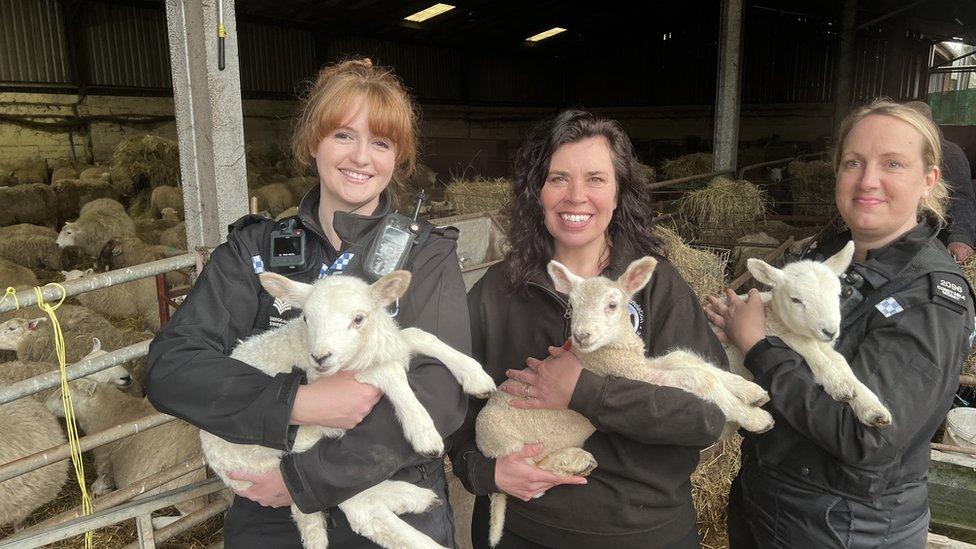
[430,224,459,240]
[227,214,273,234]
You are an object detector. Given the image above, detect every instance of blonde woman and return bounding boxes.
[708,99,976,548]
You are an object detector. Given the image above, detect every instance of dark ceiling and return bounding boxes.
[231,0,976,49]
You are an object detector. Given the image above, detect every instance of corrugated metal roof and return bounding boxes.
[0,0,70,84]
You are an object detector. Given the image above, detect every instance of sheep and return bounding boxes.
[62,268,160,330]
[95,236,189,290]
[252,183,297,218]
[10,157,48,185]
[148,185,184,220]
[2,337,134,401]
[58,245,96,272]
[716,241,892,428]
[282,176,317,202]
[0,305,151,391]
[79,166,111,186]
[44,379,206,528]
[276,206,300,221]
[476,257,774,547]
[56,198,136,258]
[134,215,182,245]
[0,258,38,290]
[768,166,784,183]
[201,270,496,549]
[51,165,79,183]
[158,222,187,250]
[51,178,122,225]
[0,183,57,228]
[0,233,62,270]
[0,223,59,240]
[0,371,68,530]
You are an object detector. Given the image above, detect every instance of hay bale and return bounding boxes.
[787,160,835,216]
[731,232,781,277]
[692,433,742,546]
[678,177,767,243]
[638,162,656,183]
[661,152,713,181]
[110,135,181,196]
[654,224,727,302]
[445,177,511,215]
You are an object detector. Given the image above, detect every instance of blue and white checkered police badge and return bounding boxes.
[875,297,904,318]
[627,299,645,335]
[250,255,265,274]
[319,252,355,279]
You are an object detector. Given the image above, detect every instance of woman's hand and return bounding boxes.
[495,443,588,501]
[228,468,293,508]
[290,371,382,429]
[705,288,767,354]
[502,343,582,410]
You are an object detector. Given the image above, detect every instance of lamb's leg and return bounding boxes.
[357,364,444,457]
[340,482,445,549]
[292,505,329,549]
[781,335,859,402]
[400,327,496,398]
[819,346,892,428]
[652,350,768,406]
[533,447,598,478]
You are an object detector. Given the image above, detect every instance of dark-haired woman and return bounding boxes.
[448,110,729,549]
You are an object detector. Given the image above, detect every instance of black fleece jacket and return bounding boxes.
[146,188,470,514]
[449,245,728,549]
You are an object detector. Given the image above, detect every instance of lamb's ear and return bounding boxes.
[747,259,786,288]
[84,268,93,276]
[822,241,856,276]
[370,270,411,307]
[259,272,312,308]
[27,317,47,331]
[548,261,584,294]
[618,257,658,296]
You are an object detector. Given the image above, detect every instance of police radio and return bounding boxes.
[362,190,426,281]
[269,217,306,270]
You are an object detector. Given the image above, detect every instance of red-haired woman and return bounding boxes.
[147,59,470,547]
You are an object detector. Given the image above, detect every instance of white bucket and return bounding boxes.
[944,407,976,456]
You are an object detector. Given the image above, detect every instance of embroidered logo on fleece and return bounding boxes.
[627,299,645,336]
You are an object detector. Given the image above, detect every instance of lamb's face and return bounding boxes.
[567,282,631,352]
[61,268,93,281]
[300,277,378,379]
[45,379,100,418]
[772,263,843,342]
[0,318,44,351]
[80,339,133,388]
[56,223,80,248]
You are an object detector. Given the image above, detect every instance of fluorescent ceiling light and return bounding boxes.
[526,27,567,42]
[404,3,455,22]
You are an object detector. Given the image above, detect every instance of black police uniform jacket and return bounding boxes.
[145,187,470,546]
[733,220,975,547]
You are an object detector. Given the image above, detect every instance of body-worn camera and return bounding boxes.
[270,218,306,271]
[839,270,866,317]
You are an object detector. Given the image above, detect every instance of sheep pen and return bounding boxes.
[678,177,767,243]
[787,160,835,216]
[445,177,511,215]
[661,152,713,181]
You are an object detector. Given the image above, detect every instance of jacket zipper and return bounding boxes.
[527,281,572,340]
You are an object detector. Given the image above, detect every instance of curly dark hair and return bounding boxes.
[504,109,664,290]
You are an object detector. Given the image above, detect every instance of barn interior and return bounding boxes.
[1,0,975,547]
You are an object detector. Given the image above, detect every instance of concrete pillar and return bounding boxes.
[833,0,857,129]
[713,0,743,172]
[164,0,248,249]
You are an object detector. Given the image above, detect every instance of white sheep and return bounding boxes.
[56,198,137,258]
[45,378,207,528]
[718,241,892,428]
[476,257,774,547]
[2,336,134,401]
[0,371,68,530]
[201,270,496,549]
[62,268,160,330]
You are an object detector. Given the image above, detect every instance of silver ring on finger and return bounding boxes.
[523,384,532,398]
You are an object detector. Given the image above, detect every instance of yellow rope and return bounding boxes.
[0,287,20,310]
[32,284,93,549]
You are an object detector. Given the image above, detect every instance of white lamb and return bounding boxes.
[201,270,496,549]
[476,257,773,547]
[62,268,160,330]
[717,241,892,428]
[45,378,208,528]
